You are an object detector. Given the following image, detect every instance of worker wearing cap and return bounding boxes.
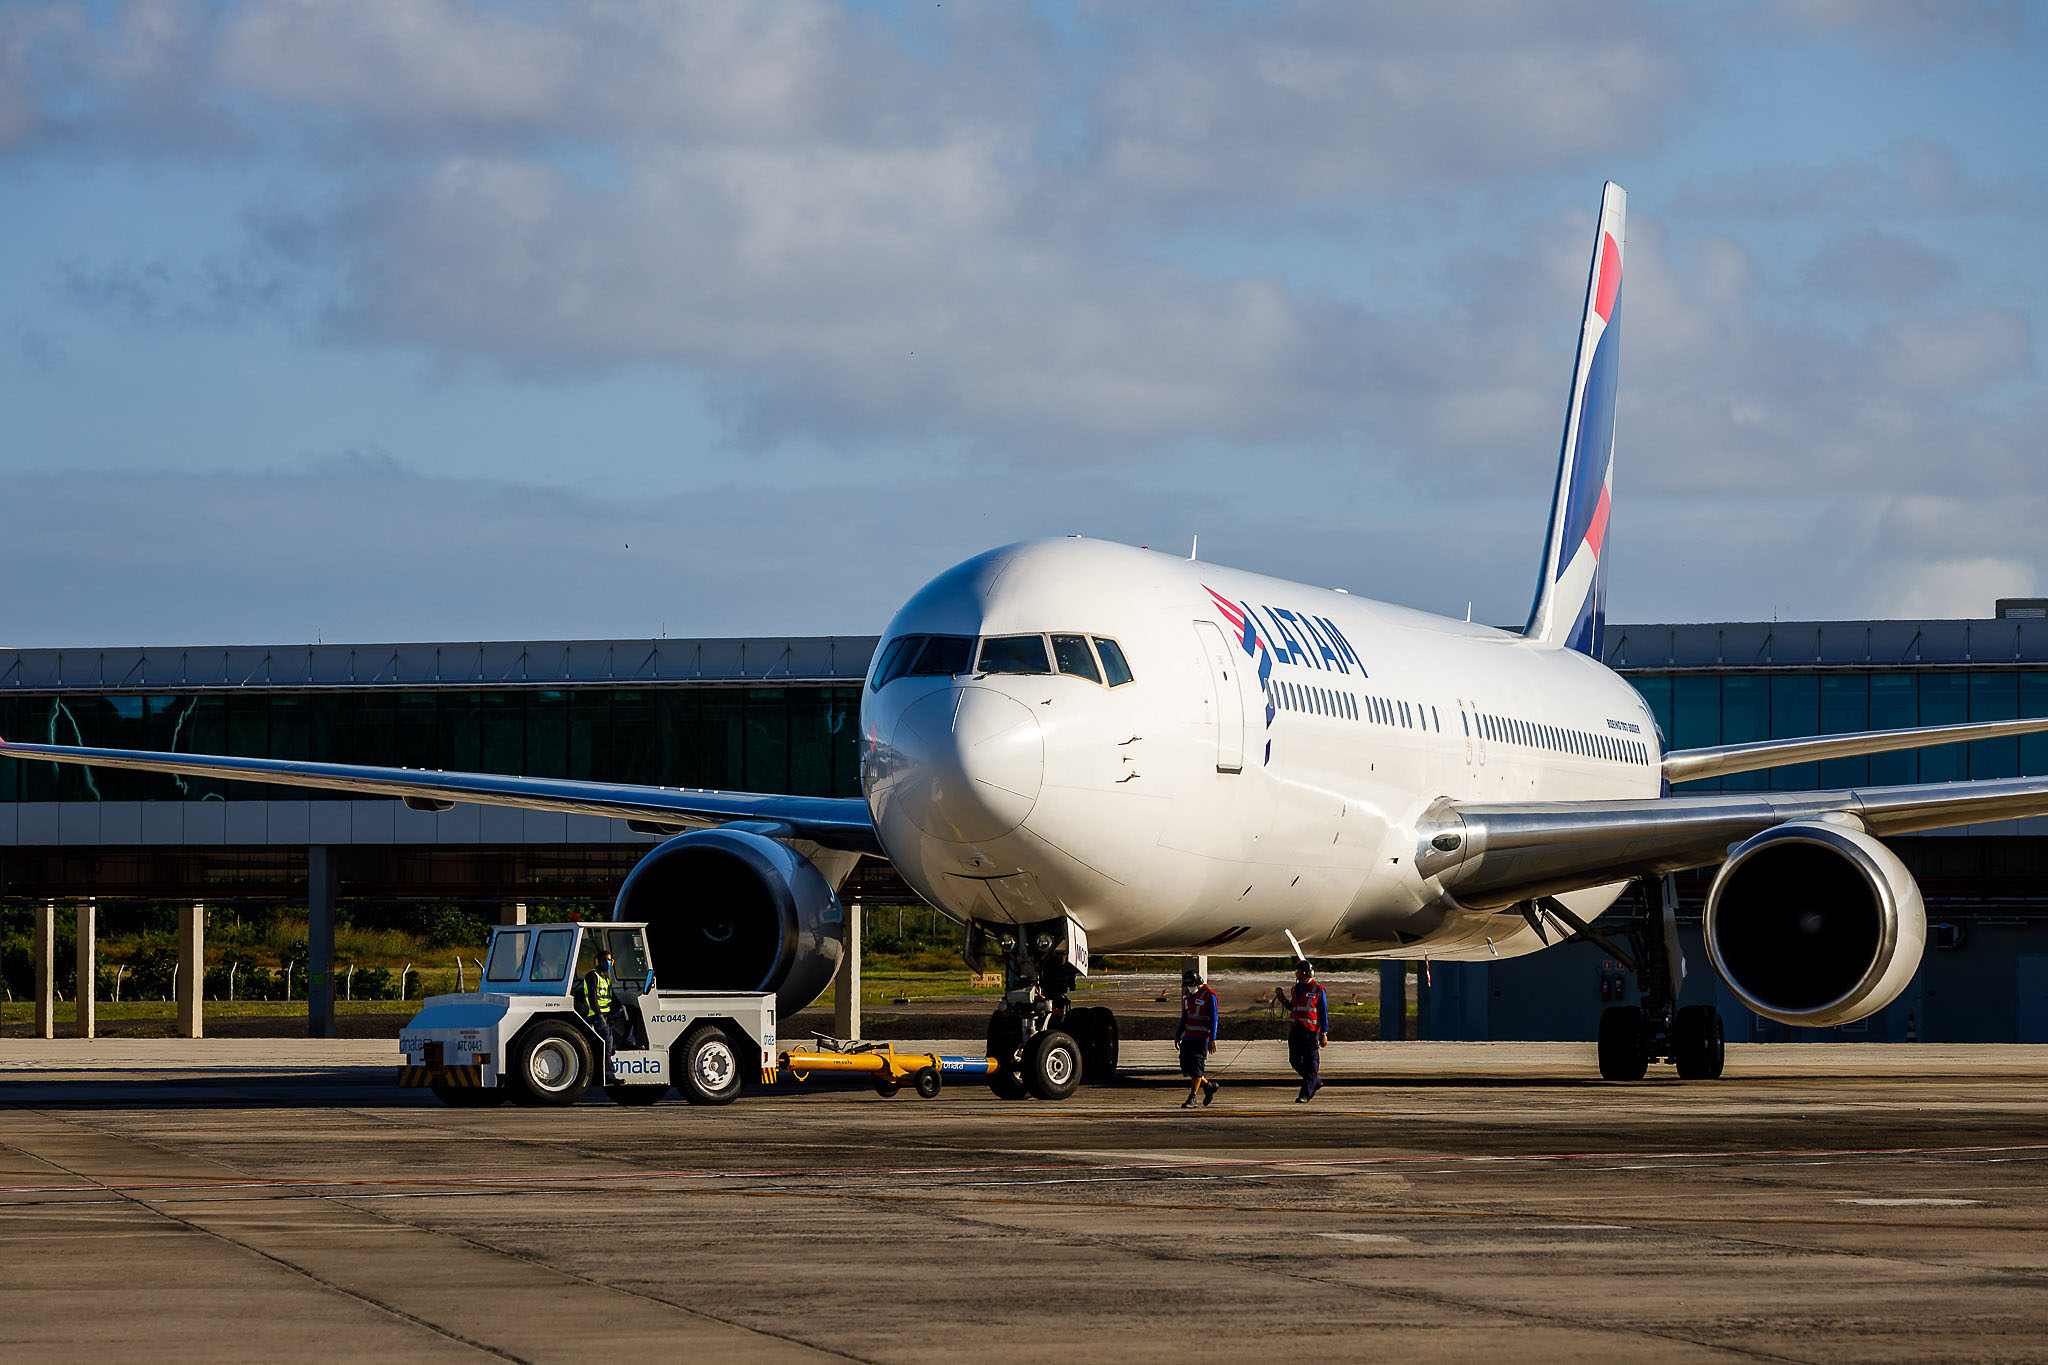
[1174,967,1221,1108]
[1271,960,1329,1102]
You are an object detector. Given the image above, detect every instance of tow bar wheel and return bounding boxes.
[678,1023,744,1106]
[512,1021,593,1106]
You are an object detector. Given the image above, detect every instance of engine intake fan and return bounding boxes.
[613,827,845,1015]
[1704,819,1925,1028]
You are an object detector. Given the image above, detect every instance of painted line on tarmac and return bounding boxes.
[4,1139,2047,1196]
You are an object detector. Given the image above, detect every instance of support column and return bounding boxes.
[1379,961,1404,1041]
[177,902,205,1039]
[75,900,96,1039]
[501,902,527,926]
[33,902,55,1039]
[307,846,338,1040]
[832,900,862,1041]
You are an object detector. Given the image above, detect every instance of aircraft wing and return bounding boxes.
[0,736,882,856]
[1420,774,2048,909]
[1662,715,2048,784]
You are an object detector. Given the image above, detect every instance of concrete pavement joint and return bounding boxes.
[7,1103,861,1364]
[0,1125,524,1362]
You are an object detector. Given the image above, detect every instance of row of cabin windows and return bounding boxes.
[1273,679,1443,733]
[870,633,1134,690]
[1465,709,1648,765]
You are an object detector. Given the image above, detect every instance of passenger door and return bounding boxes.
[1194,620,1245,773]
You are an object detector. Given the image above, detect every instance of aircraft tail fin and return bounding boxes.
[1524,182,1625,656]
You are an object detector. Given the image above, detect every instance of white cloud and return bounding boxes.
[1873,305,2033,393]
[1887,556,2037,618]
[3,1,2043,635]
[1092,0,1678,202]
[1804,232,1956,301]
[1787,0,2027,58]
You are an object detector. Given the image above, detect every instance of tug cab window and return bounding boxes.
[484,929,530,984]
[979,635,1053,675]
[1051,634,1101,682]
[528,928,575,983]
[1092,637,1135,687]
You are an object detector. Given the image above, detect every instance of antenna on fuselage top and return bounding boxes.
[1190,534,1198,561]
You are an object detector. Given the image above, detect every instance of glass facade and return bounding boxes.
[5,669,2046,802]
[1629,670,2048,791]
[0,686,865,801]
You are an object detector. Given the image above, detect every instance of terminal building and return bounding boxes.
[5,611,2048,1042]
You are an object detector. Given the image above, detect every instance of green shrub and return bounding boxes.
[351,965,394,1000]
[126,944,178,998]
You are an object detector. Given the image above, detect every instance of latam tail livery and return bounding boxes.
[12,183,2048,1094]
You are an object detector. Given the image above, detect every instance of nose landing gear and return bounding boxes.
[973,916,1117,1100]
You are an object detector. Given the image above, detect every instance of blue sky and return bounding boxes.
[3,0,2043,645]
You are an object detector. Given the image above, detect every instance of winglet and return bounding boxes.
[1525,182,1625,657]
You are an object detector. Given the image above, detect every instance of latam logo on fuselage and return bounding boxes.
[1203,584,1367,764]
[1203,584,1366,677]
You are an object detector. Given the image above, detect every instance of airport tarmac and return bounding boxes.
[6,1042,2048,1361]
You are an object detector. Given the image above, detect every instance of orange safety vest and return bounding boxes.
[1288,981,1326,1032]
[1180,986,1219,1040]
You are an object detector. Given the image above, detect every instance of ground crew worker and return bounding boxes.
[1271,959,1329,1101]
[574,950,644,1063]
[1174,967,1221,1108]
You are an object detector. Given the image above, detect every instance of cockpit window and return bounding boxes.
[979,634,1052,675]
[869,635,921,690]
[907,635,974,677]
[1093,637,1134,687]
[1050,634,1101,683]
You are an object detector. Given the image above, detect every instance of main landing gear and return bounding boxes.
[1531,876,1724,1082]
[974,917,1118,1101]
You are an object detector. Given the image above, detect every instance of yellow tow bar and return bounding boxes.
[777,1043,998,1098]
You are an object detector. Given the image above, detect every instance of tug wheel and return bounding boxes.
[510,1021,594,1106]
[676,1024,745,1106]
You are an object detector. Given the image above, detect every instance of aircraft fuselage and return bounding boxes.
[861,537,1661,962]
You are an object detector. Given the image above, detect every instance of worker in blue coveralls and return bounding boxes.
[1272,959,1329,1101]
[1174,967,1221,1109]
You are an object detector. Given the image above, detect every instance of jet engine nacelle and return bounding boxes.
[1704,820,1925,1028]
[613,828,845,1015]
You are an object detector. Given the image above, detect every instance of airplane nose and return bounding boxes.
[890,686,1044,842]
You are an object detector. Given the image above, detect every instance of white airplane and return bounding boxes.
[11,183,2048,1097]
